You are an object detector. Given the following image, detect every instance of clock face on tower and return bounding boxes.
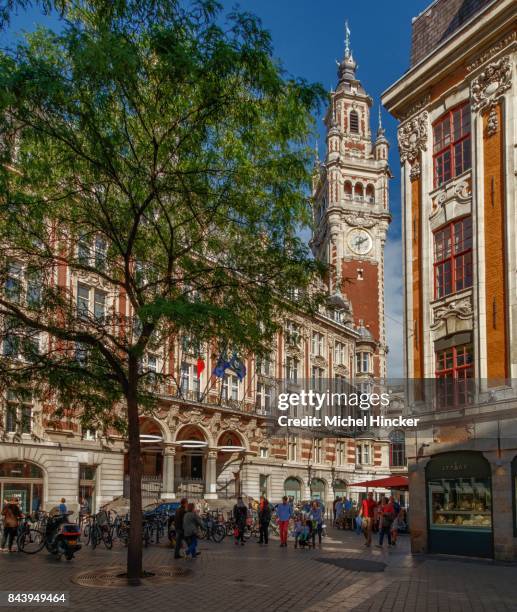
[348,228,373,255]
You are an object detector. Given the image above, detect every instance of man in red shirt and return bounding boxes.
[359,492,377,547]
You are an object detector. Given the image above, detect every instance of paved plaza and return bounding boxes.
[1,528,516,612]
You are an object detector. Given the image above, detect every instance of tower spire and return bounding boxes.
[344,20,351,58]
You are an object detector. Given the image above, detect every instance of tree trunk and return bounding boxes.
[126,367,143,585]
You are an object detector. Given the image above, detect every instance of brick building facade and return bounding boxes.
[383,0,517,560]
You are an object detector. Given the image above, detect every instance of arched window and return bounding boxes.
[366,184,375,204]
[284,477,302,501]
[344,181,353,200]
[311,478,326,501]
[354,183,364,202]
[349,110,359,134]
[389,430,406,467]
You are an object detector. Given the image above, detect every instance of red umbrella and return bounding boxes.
[351,476,409,490]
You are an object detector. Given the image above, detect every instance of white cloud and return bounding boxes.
[384,238,404,378]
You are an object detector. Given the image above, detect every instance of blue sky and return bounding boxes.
[3,0,433,375]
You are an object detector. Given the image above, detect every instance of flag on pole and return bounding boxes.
[196,357,205,379]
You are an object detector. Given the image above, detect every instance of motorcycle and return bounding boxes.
[45,513,82,560]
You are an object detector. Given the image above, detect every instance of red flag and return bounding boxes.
[196,357,205,378]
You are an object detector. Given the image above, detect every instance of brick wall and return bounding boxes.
[411,0,494,66]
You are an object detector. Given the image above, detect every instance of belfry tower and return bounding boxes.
[311,23,392,378]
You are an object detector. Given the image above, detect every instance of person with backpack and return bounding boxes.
[376,497,395,548]
[1,497,22,552]
[257,495,272,545]
[183,502,203,559]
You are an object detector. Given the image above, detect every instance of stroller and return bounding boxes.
[297,520,314,549]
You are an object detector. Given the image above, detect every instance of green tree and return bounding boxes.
[0,0,325,582]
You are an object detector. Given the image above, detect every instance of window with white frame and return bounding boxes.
[336,440,346,466]
[285,356,299,384]
[222,374,239,402]
[356,352,372,374]
[180,362,190,395]
[311,366,325,392]
[256,382,274,413]
[2,324,40,362]
[259,447,268,459]
[257,353,274,377]
[311,331,325,356]
[356,442,372,465]
[3,262,42,308]
[288,435,298,461]
[334,342,347,365]
[5,390,32,434]
[313,438,323,463]
[77,283,107,321]
[77,234,107,270]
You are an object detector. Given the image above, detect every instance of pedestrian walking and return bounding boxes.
[334,497,343,528]
[257,495,272,545]
[309,501,324,547]
[376,497,395,548]
[276,496,293,547]
[359,492,378,547]
[233,497,247,546]
[183,502,203,559]
[1,497,22,553]
[173,498,188,559]
[389,496,401,546]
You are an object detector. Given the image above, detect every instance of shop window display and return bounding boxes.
[428,477,492,530]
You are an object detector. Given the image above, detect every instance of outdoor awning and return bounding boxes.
[351,476,409,490]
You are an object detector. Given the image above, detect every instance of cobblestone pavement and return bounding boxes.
[1,528,516,612]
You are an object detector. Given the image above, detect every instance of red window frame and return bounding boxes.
[433,104,471,188]
[435,343,473,407]
[433,216,473,299]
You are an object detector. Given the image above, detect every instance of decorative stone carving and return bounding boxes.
[487,107,499,136]
[470,56,512,113]
[409,162,421,182]
[399,95,430,123]
[397,112,428,176]
[432,178,472,212]
[343,214,377,228]
[431,296,473,331]
[467,32,516,73]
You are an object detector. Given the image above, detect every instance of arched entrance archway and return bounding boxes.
[175,425,209,498]
[0,461,44,514]
[216,431,246,498]
[284,477,302,502]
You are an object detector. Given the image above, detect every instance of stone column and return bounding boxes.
[485,451,514,561]
[161,445,176,499]
[205,449,218,500]
[408,456,429,554]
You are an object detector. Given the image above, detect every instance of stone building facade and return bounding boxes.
[383,0,517,560]
[0,31,403,516]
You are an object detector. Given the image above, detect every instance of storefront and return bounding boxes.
[0,461,44,514]
[426,451,493,558]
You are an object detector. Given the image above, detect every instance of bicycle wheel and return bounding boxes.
[91,525,100,549]
[18,529,45,554]
[211,524,226,543]
[102,527,113,550]
[198,524,208,540]
[83,523,91,545]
